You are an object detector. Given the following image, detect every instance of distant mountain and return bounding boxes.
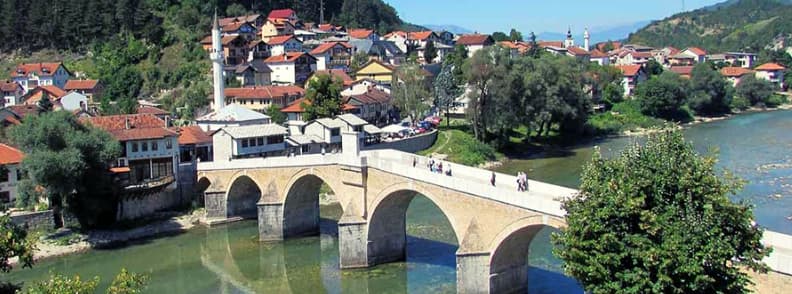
[535,21,650,44]
[423,24,473,35]
[628,0,792,52]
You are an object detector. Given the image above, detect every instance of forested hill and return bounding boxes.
[627,0,792,52]
[0,0,410,53]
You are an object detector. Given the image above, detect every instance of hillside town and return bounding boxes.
[1,2,791,293]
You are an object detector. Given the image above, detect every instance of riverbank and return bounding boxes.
[12,210,204,265]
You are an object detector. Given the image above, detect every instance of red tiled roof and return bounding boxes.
[616,65,642,77]
[136,105,169,115]
[630,51,653,59]
[457,34,493,46]
[567,47,590,56]
[83,114,176,141]
[720,67,754,77]
[268,9,296,20]
[267,35,297,45]
[596,41,622,52]
[281,98,310,113]
[318,24,335,31]
[666,46,681,55]
[349,29,374,39]
[310,42,351,54]
[264,52,313,63]
[0,80,20,92]
[408,31,434,41]
[384,31,408,39]
[312,70,354,86]
[12,63,63,77]
[178,125,213,145]
[0,143,23,165]
[225,85,305,100]
[499,41,519,49]
[200,35,243,45]
[538,41,564,48]
[346,88,391,105]
[755,63,786,71]
[64,79,99,91]
[590,49,608,58]
[218,14,261,27]
[686,47,707,56]
[669,66,694,77]
[24,86,68,105]
[221,21,253,33]
[5,105,38,119]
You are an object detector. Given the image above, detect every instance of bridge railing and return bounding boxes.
[196,153,362,171]
[762,231,792,275]
[362,149,576,218]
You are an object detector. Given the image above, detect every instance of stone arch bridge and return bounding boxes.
[197,136,792,293]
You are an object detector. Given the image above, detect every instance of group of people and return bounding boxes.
[417,156,452,176]
[516,171,529,192]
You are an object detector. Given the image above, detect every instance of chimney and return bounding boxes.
[125,117,131,129]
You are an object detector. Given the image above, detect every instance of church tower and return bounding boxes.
[564,27,574,48]
[584,27,590,51]
[210,10,226,111]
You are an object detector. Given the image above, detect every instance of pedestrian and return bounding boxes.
[445,165,452,176]
[523,171,530,192]
[516,172,523,192]
[428,156,435,172]
[413,157,417,168]
[438,162,443,174]
[321,145,326,155]
[490,172,496,186]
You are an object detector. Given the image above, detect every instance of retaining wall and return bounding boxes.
[363,130,438,153]
[117,188,184,221]
[10,210,54,232]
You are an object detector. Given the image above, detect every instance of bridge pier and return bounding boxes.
[257,202,285,241]
[204,191,226,220]
[456,252,491,293]
[338,217,369,268]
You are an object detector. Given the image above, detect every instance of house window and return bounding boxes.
[301,145,310,153]
[152,141,158,151]
[16,168,23,181]
[165,139,172,149]
[267,135,284,144]
[132,142,139,152]
[249,138,257,147]
[0,166,8,182]
[142,142,148,152]
[330,128,340,136]
[257,137,264,146]
[0,192,9,205]
[242,139,249,148]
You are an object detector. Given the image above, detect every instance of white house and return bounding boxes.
[58,92,89,112]
[720,67,755,87]
[383,31,409,53]
[349,29,378,41]
[590,49,610,66]
[616,65,648,97]
[303,118,345,151]
[0,143,23,210]
[0,80,23,107]
[267,35,303,56]
[670,47,707,65]
[212,124,288,160]
[755,63,786,88]
[709,52,757,68]
[310,42,352,71]
[196,103,272,132]
[264,52,318,85]
[11,63,70,94]
[455,34,495,56]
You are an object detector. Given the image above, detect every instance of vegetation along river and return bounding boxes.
[6,110,792,293]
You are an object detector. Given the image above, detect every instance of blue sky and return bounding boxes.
[387,0,726,34]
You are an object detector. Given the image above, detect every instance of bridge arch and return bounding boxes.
[225,173,263,218]
[366,181,462,266]
[281,168,347,238]
[487,215,566,293]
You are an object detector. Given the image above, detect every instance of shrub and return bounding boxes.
[730,95,751,111]
[764,94,788,108]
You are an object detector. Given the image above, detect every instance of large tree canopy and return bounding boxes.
[303,74,344,121]
[554,131,770,293]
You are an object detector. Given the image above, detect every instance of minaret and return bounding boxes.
[210,10,226,111]
[584,27,590,51]
[564,27,574,48]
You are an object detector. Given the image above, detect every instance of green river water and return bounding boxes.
[5,110,792,293]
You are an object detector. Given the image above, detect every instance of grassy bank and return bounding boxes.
[586,101,668,136]
[418,119,502,166]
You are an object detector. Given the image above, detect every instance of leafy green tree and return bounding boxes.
[0,215,35,273]
[423,40,437,64]
[508,28,523,42]
[393,63,431,124]
[465,47,496,141]
[304,74,344,121]
[37,92,53,113]
[589,64,625,108]
[107,268,149,294]
[644,59,664,77]
[554,131,770,293]
[24,269,148,294]
[349,51,370,73]
[689,63,733,115]
[736,75,777,106]
[266,105,287,124]
[445,44,468,81]
[225,3,247,16]
[433,62,462,127]
[10,111,121,228]
[635,71,691,121]
[527,32,540,58]
[491,31,508,42]
[523,56,590,137]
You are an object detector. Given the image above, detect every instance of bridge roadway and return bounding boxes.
[197,132,792,293]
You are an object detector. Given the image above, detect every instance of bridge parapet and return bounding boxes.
[763,231,792,276]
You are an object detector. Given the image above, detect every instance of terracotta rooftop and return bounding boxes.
[669,66,694,77]
[0,80,21,92]
[281,98,310,113]
[11,63,64,77]
[267,35,297,45]
[456,34,493,46]
[349,29,374,39]
[200,35,243,45]
[0,143,23,165]
[268,9,296,20]
[566,47,590,56]
[616,65,643,77]
[264,52,312,63]
[408,31,435,41]
[24,86,68,105]
[590,49,608,58]
[64,79,99,91]
[755,63,786,71]
[384,31,408,39]
[686,47,707,56]
[136,105,170,115]
[218,14,261,27]
[720,67,754,77]
[5,105,38,119]
[309,42,351,54]
[178,125,213,145]
[346,88,391,105]
[538,41,564,48]
[83,114,176,141]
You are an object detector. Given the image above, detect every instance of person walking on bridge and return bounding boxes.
[490,172,496,186]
